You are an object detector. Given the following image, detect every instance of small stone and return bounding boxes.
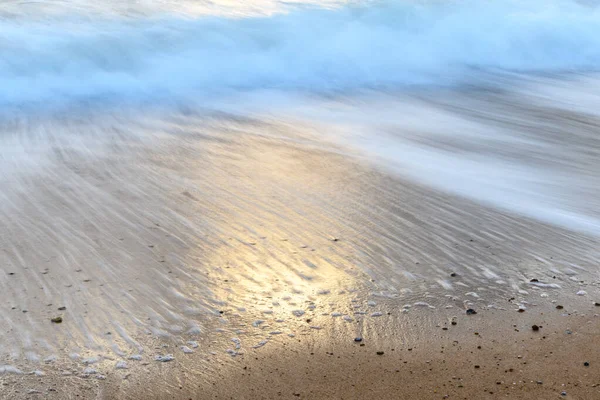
[584,362,590,367]
[474,365,480,369]
[450,273,457,277]
[532,325,540,331]
[354,337,363,343]
[58,306,66,311]
[466,309,477,315]
[51,317,62,323]
[530,279,539,282]
[537,381,543,384]
[594,303,600,307]
[561,391,567,396]
[376,351,384,355]
[556,305,564,310]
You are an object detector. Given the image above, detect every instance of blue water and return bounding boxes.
[2,0,600,107]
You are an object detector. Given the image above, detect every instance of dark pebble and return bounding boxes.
[450,272,457,277]
[595,303,600,307]
[584,362,590,367]
[474,365,480,369]
[518,309,525,313]
[466,309,477,315]
[451,321,457,325]
[306,319,312,323]
[556,305,564,310]
[51,317,62,323]
[58,306,66,311]
[532,325,540,331]
[530,278,539,282]
[561,391,567,396]
[354,337,363,342]
[376,351,384,355]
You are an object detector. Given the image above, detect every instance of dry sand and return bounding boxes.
[1,107,600,399]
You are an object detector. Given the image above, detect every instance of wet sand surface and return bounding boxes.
[2,105,600,399]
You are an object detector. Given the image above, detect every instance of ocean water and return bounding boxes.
[2,0,600,370]
[2,0,600,105]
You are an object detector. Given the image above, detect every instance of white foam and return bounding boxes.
[0,365,23,374]
[154,354,174,362]
[2,0,600,108]
[180,346,194,354]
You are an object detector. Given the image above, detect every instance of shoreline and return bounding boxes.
[1,109,600,399]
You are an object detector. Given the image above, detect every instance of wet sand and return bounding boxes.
[1,106,600,399]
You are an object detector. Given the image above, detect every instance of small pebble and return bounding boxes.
[556,305,564,310]
[466,309,477,315]
[532,325,540,331]
[584,362,590,367]
[51,317,62,323]
[376,351,384,355]
[354,337,363,343]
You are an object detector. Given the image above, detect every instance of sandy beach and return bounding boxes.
[2,99,600,398]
